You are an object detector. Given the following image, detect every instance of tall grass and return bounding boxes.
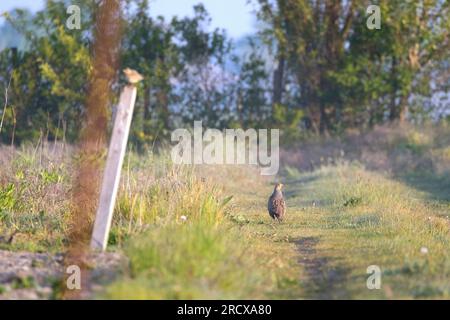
[0,143,71,251]
[103,222,273,299]
[0,144,231,251]
[281,123,450,175]
[104,157,278,299]
[0,143,281,299]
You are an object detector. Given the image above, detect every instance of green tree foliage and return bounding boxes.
[234,41,271,128]
[173,5,235,130]
[256,0,450,135]
[122,0,177,147]
[1,1,94,143]
[337,0,450,127]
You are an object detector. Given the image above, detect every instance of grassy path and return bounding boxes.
[1,144,449,299]
[230,164,450,299]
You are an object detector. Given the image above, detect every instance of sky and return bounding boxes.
[0,0,257,39]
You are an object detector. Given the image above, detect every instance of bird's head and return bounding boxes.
[274,183,284,191]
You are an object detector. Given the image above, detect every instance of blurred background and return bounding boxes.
[0,0,448,149]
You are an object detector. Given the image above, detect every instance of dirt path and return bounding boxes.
[0,250,127,299]
[278,174,353,299]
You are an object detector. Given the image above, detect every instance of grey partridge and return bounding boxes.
[268,183,286,222]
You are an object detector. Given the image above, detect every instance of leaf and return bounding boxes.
[220,195,233,208]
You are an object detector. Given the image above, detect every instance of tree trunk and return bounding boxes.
[157,89,169,129]
[143,85,151,135]
[389,56,399,121]
[272,54,285,106]
[319,103,330,137]
[398,94,408,123]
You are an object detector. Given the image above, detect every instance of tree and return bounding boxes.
[1,0,95,143]
[257,0,360,135]
[256,0,449,133]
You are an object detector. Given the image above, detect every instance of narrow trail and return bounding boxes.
[295,236,349,299]
[277,173,353,299]
[238,171,354,300]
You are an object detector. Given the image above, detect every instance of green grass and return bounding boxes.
[1,124,450,299]
[103,165,287,299]
[103,222,275,299]
[218,161,450,299]
[106,159,449,300]
[0,145,71,252]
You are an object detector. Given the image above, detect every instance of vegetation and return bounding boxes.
[0,0,449,300]
[0,124,449,299]
[0,0,449,145]
[257,0,450,133]
[103,124,450,299]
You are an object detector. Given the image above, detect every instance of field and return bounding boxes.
[1,124,450,299]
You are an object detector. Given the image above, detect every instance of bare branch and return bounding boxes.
[340,0,354,39]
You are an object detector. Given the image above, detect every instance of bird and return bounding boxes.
[268,183,286,222]
[123,68,144,84]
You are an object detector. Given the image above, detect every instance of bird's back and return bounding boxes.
[268,190,286,221]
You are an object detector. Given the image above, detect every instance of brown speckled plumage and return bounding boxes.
[123,68,144,84]
[268,183,286,222]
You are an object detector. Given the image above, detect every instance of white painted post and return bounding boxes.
[90,85,137,251]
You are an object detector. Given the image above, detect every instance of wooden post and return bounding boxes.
[90,85,137,251]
